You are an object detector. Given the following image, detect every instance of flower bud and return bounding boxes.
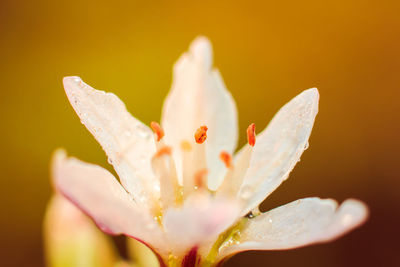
[43,194,117,267]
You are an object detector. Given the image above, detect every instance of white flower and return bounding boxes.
[53,36,368,267]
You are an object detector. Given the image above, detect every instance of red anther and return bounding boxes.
[194,169,208,188]
[247,123,256,147]
[150,121,164,141]
[154,146,172,158]
[194,126,208,144]
[219,151,232,168]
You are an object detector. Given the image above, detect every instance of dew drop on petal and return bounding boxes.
[304,141,309,150]
[240,185,253,200]
[135,125,151,139]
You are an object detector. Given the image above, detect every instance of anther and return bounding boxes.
[247,123,256,147]
[194,126,208,144]
[219,151,232,168]
[150,121,164,141]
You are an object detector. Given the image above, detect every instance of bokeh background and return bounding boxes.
[1,0,399,266]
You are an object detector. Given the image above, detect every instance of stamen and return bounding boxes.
[181,140,195,197]
[154,146,172,158]
[150,121,164,141]
[194,126,208,144]
[181,140,192,151]
[151,145,179,209]
[219,151,233,168]
[247,123,256,147]
[217,145,253,198]
[194,168,208,189]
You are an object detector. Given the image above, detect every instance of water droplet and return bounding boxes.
[240,185,253,200]
[268,218,273,224]
[304,142,309,150]
[135,125,150,139]
[107,158,113,164]
[246,212,255,219]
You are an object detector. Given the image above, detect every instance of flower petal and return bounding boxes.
[52,150,167,256]
[63,76,158,206]
[218,198,368,260]
[238,88,319,214]
[161,37,238,190]
[162,193,240,257]
[43,194,118,267]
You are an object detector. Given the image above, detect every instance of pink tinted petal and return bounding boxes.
[238,89,319,215]
[218,198,368,260]
[44,194,118,267]
[162,193,240,257]
[52,150,167,256]
[63,77,158,206]
[161,37,238,190]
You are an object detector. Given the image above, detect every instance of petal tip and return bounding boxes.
[50,148,68,189]
[63,76,81,86]
[303,87,319,100]
[189,36,213,68]
[51,148,67,166]
[340,199,369,226]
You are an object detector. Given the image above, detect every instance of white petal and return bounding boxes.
[161,37,238,190]
[162,193,240,257]
[63,77,158,206]
[238,89,319,214]
[52,150,167,255]
[218,198,368,260]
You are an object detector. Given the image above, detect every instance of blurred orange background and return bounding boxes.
[0,0,399,266]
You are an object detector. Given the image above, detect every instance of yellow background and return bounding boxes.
[0,0,399,266]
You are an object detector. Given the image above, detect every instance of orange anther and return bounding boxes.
[194,126,208,144]
[154,146,172,158]
[219,151,232,168]
[194,168,208,188]
[247,123,256,147]
[150,121,164,141]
